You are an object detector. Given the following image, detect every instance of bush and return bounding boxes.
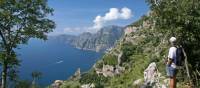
[95,60,104,69]
[80,72,108,87]
[121,43,137,62]
[15,80,31,88]
[60,81,80,88]
[80,72,108,84]
[102,54,118,66]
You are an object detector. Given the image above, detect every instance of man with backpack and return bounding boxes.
[166,37,184,88]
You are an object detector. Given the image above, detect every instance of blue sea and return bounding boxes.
[16,38,102,85]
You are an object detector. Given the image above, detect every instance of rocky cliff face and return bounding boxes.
[50,34,76,44]
[71,25,124,52]
[53,25,124,52]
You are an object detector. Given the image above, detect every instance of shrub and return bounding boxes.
[15,80,31,88]
[80,72,108,87]
[60,81,80,88]
[95,60,104,69]
[102,54,118,66]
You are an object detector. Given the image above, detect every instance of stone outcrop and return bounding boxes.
[142,62,168,88]
[124,26,138,35]
[69,68,81,81]
[81,83,95,88]
[144,62,159,86]
[95,64,125,77]
[133,79,143,86]
[117,52,123,66]
[51,80,64,88]
[102,65,115,77]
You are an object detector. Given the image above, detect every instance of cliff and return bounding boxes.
[71,25,124,52]
[52,25,124,52]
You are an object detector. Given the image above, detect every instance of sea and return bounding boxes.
[16,37,102,86]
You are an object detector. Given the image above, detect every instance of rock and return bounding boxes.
[52,25,124,52]
[95,63,125,77]
[144,62,158,85]
[117,52,123,66]
[102,65,114,77]
[81,83,95,88]
[71,25,124,52]
[74,68,81,77]
[69,68,81,81]
[143,62,161,88]
[124,26,137,35]
[142,20,151,29]
[51,80,64,88]
[133,79,143,85]
[114,65,125,75]
[143,62,169,88]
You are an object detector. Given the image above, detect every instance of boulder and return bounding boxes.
[102,65,114,77]
[133,79,143,85]
[144,62,158,85]
[51,80,64,88]
[81,83,95,88]
[143,62,168,88]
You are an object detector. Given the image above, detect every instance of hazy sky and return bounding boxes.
[48,0,149,35]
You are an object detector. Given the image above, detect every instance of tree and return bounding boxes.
[146,0,200,86]
[0,0,55,88]
[31,71,42,88]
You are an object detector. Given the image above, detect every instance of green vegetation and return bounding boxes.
[15,80,32,88]
[60,0,200,86]
[60,19,169,87]
[128,15,149,27]
[80,70,108,87]
[53,69,109,88]
[31,71,42,87]
[0,0,55,87]
[102,54,118,66]
[13,71,43,88]
[95,60,104,69]
[60,81,81,88]
[0,0,199,87]
[102,26,169,87]
[146,0,200,86]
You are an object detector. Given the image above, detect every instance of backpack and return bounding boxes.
[176,46,185,66]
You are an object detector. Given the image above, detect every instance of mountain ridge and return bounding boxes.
[52,25,124,52]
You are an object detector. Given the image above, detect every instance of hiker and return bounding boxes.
[166,37,178,88]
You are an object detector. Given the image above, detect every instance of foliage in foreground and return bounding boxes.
[146,0,200,86]
[0,0,55,88]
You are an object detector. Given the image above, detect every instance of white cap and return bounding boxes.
[169,37,177,43]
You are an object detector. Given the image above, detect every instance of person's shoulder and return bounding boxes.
[169,47,177,52]
[170,46,177,50]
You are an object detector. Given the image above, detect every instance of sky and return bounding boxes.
[47,0,149,35]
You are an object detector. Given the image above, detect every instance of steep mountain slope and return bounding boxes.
[52,25,124,52]
[50,34,76,44]
[71,25,124,52]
